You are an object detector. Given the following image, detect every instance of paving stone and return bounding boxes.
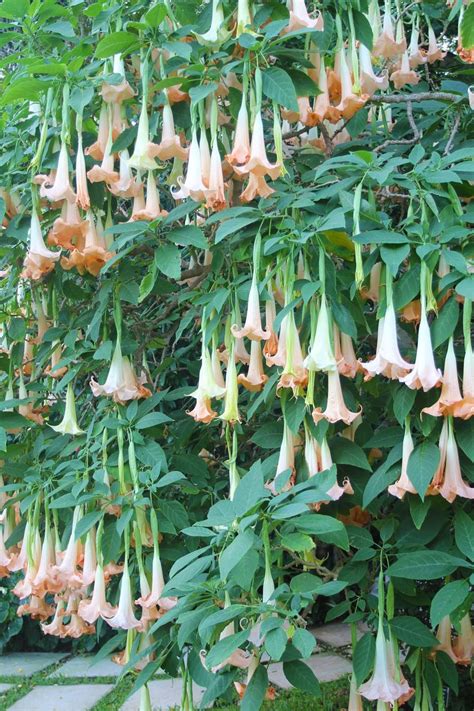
[49,655,122,678]
[121,678,207,710]
[8,684,113,711]
[310,622,366,648]
[268,653,352,690]
[0,683,12,694]
[0,653,68,677]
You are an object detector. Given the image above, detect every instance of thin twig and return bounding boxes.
[374,100,421,153]
[443,111,461,156]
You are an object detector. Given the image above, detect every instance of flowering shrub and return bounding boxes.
[0,0,473,708]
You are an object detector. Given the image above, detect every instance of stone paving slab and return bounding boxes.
[0,683,12,694]
[49,656,122,678]
[121,679,207,710]
[0,653,68,677]
[311,622,366,648]
[8,683,114,711]
[268,653,352,689]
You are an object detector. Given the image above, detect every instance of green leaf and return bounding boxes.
[281,533,314,552]
[392,386,417,426]
[315,580,348,596]
[286,69,320,97]
[69,85,94,114]
[431,297,459,349]
[189,82,218,103]
[241,664,268,711]
[430,580,470,627]
[219,529,256,580]
[353,10,373,50]
[455,276,474,300]
[387,551,471,580]
[329,437,372,471]
[454,510,474,561]
[155,243,181,279]
[292,628,316,658]
[265,627,287,660]
[96,31,140,59]
[0,426,6,452]
[205,629,249,669]
[232,462,269,517]
[353,230,408,245]
[283,660,321,696]
[135,412,172,429]
[390,616,438,647]
[262,67,299,112]
[74,511,103,541]
[455,419,474,462]
[353,633,375,684]
[0,0,29,18]
[406,441,440,500]
[295,514,349,551]
[0,78,50,106]
[283,396,306,435]
[143,3,167,27]
[215,216,259,244]
[251,421,283,449]
[461,3,474,49]
[168,225,207,249]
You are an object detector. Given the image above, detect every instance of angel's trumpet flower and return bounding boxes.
[334,326,362,378]
[135,541,176,613]
[128,100,158,172]
[188,342,226,423]
[18,375,44,425]
[21,207,60,281]
[87,125,119,185]
[109,149,142,198]
[75,131,90,210]
[41,599,67,637]
[105,560,141,630]
[277,310,307,394]
[263,290,279,357]
[373,4,407,58]
[12,526,41,599]
[48,200,88,251]
[131,171,167,221]
[359,623,412,703]
[199,128,211,186]
[240,173,275,202]
[285,0,323,34]
[361,302,412,380]
[238,340,268,392]
[206,139,227,211]
[408,23,427,68]
[206,618,253,672]
[236,0,253,36]
[422,338,465,417]
[426,25,446,63]
[390,50,420,90]
[337,48,369,120]
[313,369,362,425]
[64,612,95,638]
[50,383,84,436]
[212,348,226,389]
[434,616,458,663]
[232,277,270,341]
[32,518,62,597]
[226,94,251,165]
[362,262,382,301]
[388,419,417,499]
[17,595,54,620]
[267,421,295,495]
[85,103,109,161]
[304,428,352,504]
[453,301,474,418]
[39,141,76,203]
[266,313,288,368]
[78,563,117,623]
[91,340,151,405]
[304,296,337,372]
[400,297,441,391]
[220,344,241,424]
[234,109,281,179]
[313,57,341,124]
[61,211,112,277]
[172,129,208,202]
[148,100,188,161]
[194,0,230,48]
[52,508,81,586]
[0,523,13,577]
[101,54,135,103]
[359,43,388,96]
[431,417,474,502]
[348,673,364,711]
[453,614,474,665]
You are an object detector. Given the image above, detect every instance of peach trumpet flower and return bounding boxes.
[434,616,459,663]
[359,43,388,96]
[135,546,177,613]
[47,200,88,251]
[21,208,60,281]
[453,614,474,665]
[105,562,141,630]
[206,139,227,211]
[267,420,296,495]
[90,340,151,404]
[233,109,281,180]
[360,302,412,380]
[108,149,142,198]
[50,383,84,436]
[373,6,407,58]
[78,563,117,624]
[188,343,226,423]
[240,173,275,202]
[41,599,67,637]
[39,141,76,203]
[422,338,466,417]
[390,50,420,90]
[313,369,362,425]
[337,49,369,120]
[313,57,341,124]
[285,0,323,34]
[362,262,382,302]
[334,325,362,378]
[75,131,90,210]
[232,276,270,341]
[172,129,208,202]
[348,673,363,711]
[431,417,474,502]
[0,523,12,577]
[400,299,441,391]
[304,296,337,372]
[226,94,251,166]
[31,520,62,597]
[148,100,188,161]
[131,171,167,221]
[238,340,268,392]
[387,420,417,499]
[426,25,446,63]
[304,428,353,504]
[85,103,109,161]
[358,623,411,703]
[87,126,119,185]
[263,291,278,358]
[61,211,113,277]
[408,23,427,68]
[205,620,252,672]
[101,54,135,103]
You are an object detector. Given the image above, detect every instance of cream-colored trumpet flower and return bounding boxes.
[105,559,141,630]
[422,338,465,417]
[135,529,177,613]
[277,309,307,394]
[172,129,209,202]
[238,340,268,392]
[359,622,411,703]
[39,141,76,203]
[194,0,231,47]
[408,22,427,68]
[75,130,90,210]
[337,48,368,120]
[49,383,84,436]
[267,421,296,495]
[453,613,474,665]
[188,340,226,423]
[431,417,474,502]
[101,54,135,103]
[285,0,323,34]
[362,262,382,302]
[232,273,270,341]
[313,369,362,425]
[304,426,352,504]
[400,295,441,391]
[199,127,211,187]
[426,24,446,63]
[220,342,241,423]
[390,50,420,90]
[78,562,117,623]
[434,616,459,663]
[359,43,388,96]
[236,0,253,36]
[128,94,159,171]
[234,109,281,180]
[348,673,364,711]
[131,171,167,221]
[361,298,412,380]
[108,149,142,198]
[304,296,337,372]
[388,418,417,499]
[21,206,60,281]
[90,339,151,404]
[148,99,188,161]
[334,325,362,378]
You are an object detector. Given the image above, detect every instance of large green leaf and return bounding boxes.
[387,551,471,580]
[283,660,321,696]
[390,616,438,647]
[461,4,474,49]
[205,629,249,669]
[241,664,268,711]
[219,529,256,580]
[454,510,474,561]
[262,67,298,111]
[353,633,375,684]
[295,514,349,551]
[406,441,440,499]
[430,580,470,627]
[96,31,140,58]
